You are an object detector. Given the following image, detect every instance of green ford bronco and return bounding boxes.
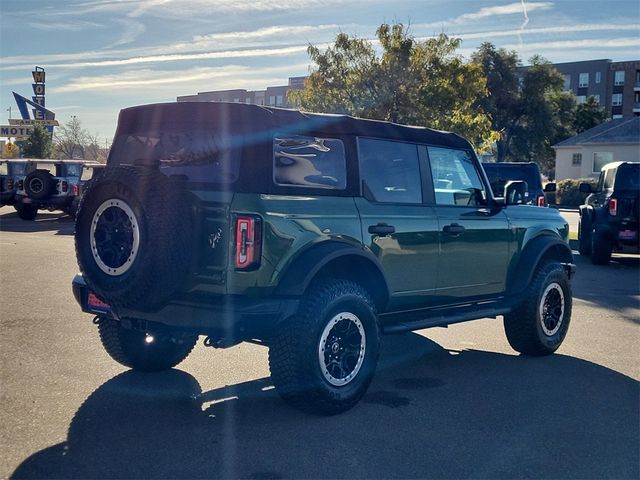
[73,102,575,415]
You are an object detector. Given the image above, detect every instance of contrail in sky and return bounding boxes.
[518,0,530,48]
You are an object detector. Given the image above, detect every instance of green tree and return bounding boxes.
[471,45,576,173]
[290,24,495,150]
[574,96,606,133]
[21,123,53,158]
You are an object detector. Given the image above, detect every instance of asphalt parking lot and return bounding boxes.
[0,206,638,479]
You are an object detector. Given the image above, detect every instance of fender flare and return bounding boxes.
[274,241,390,303]
[508,235,574,297]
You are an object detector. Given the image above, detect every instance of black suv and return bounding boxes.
[578,161,640,264]
[482,162,555,207]
[13,160,104,220]
[72,102,575,415]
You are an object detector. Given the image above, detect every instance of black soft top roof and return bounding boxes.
[114,102,472,150]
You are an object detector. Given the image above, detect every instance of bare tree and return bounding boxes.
[54,116,89,159]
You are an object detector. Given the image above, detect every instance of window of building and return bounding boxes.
[579,73,589,87]
[612,114,623,119]
[269,95,276,105]
[576,95,586,104]
[276,95,284,106]
[358,138,422,204]
[233,98,240,103]
[614,70,625,86]
[572,153,582,165]
[593,152,613,173]
[428,147,486,206]
[273,135,346,189]
[562,74,571,90]
[595,71,601,83]
[612,93,623,106]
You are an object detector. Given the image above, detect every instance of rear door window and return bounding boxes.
[273,134,346,189]
[358,138,422,204]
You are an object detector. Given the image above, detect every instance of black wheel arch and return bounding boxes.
[274,241,390,312]
[507,234,574,298]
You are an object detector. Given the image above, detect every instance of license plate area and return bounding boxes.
[618,230,637,240]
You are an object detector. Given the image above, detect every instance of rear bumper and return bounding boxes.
[16,194,73,209]
[72,274,299,341]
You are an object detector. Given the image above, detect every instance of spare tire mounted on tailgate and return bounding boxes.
[75,165,193,309]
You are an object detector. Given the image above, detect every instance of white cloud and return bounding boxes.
[27,20,105,31]
[50,63,310,93]
[457,23,640,40]
[106,18,147,47]
[503,37,640,51]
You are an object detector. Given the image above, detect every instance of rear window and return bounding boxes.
[273,134,346,189]
[0,163,7,176]
[109,131,241,184]
[615,164,640,190]
[483,163,542,195]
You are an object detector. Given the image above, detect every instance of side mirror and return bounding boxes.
[544,183,556,193]
[579,183,593,193]
[504,180,528,205]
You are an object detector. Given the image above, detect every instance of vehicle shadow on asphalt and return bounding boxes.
[572,253,640,325]
[11,333,639,479]
[0,210,75,235]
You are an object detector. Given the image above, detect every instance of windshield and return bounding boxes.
[483,163,542,195]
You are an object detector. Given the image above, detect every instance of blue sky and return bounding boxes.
[1,0,639,142]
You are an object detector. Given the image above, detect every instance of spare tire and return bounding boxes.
[24,170,55,200]
[75,166,194,309]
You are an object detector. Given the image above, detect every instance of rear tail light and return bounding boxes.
[73,184,80,196]
[62,181,69,192]
[609,198,618,216]
[537,195,546,207]
[7,179,14,190]
[235,215,262,270]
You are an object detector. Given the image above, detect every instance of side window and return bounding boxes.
[603,169,616,190]
[273,134,346,189]
[358,138,422,204]
[428,147,486,206]
[80,168,94,181]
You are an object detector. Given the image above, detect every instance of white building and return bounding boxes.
[553,117,640,180]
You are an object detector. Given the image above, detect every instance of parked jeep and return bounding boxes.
[0,159,34,207]
[73,102,575,415]
[578,161,640,264]
[14,159,104,220]
[482,162,555,207]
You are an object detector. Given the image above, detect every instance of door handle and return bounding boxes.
[368,223,396,236]
[443,223,465,236]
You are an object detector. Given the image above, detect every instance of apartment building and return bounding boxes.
[177,76,306,107]
[546,59,640,119]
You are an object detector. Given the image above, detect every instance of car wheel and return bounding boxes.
[24,170,55,200]
[504,262,572,356]
[577,214,592,255]
[591,229,612,265]
[75,166,193,309]
[97,317,198,371]
[15,203,37,221]
[268,279,380,415]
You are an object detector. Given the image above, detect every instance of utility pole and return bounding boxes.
[6,107,11,120]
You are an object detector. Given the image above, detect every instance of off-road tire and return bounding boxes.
[504,262,572,356]
[97,317,198,371]
[24,170,55,200]
[577,214,592,255]
[15,203,37,221]
[591,229,612,265]
[75,166,193,309]
[268,279,380,415]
